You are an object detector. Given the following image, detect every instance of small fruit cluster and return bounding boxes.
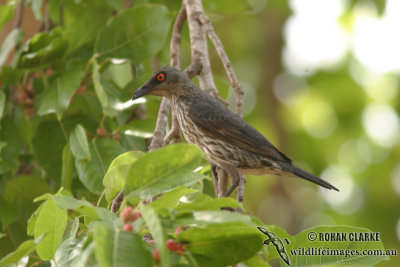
[120,206,141,232]
[152,226,187,261]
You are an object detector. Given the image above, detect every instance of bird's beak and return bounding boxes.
[132,86,151,100]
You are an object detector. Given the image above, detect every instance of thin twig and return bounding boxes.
[149,98,169,151]
[12,0,25,29]
[199,13,244,117]
[170,8,186,69]
[150,8,189,150]
[164,8,187,145]
[43,0,50,33]
[183,1,229,107]
[183,0,217,97]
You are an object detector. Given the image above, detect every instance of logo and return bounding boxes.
[257,227,291,266]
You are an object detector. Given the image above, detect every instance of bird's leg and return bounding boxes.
[217,167,228,198]
[210,163,219,196]
[220,164,241,197]
[236,174,245,203]
[164,111,181,144]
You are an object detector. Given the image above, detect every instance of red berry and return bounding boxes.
[165,239,176,251]
[175,243,185,253]
[131,211,141,221]
[152,249,160,261]
[120,206,135,222]
[122,223,133,232]
[96,127,106,137]
[120,206,141,223]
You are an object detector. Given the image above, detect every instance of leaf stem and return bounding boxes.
[56,114,68,142]
[40,69,49,89]
[185,250,200,267]
[92,138,106,174]
[97,189,106,207]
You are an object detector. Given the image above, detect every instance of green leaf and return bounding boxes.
[0,1,15,32]
[4,175,50,212]
[203,0,252,15]
[46,195,116,222]
[28,0,43,20]
[242,253,271,267]
[18,31,68,69]
[108,61,133,88]
[2,175,49,228]
[105,0,123,11]
[36,68,83,117]
[93,223,153,267]
[61,144,74,191]
[69,242,96,267]
[0,115,24,174]
[149,186,198,210]
[0,90,5,120]
[176,210,253,226]
[32,119,66,180]
[0,65,19,86]
[140,205,169,267]
[34,199,68,260]
[0,237,40,265]
[125,143,206,201]
[63,1,113,52]
[27,204,44,236]
[0,196,19,231]
[92,60,119,117]
[94,4,173,64]
[69,124,90,160]
[288,225,390,266]
[177,222,263,266]
[69,217,80,239]
[75,138,124,194]
[55,237,81,266]
[0,28,23,67]
[118,119,155,138]
[103,151,145,202]
[176,197,241,212]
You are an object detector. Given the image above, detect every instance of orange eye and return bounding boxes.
[157,73,165,82]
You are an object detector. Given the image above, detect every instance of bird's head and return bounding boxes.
[132,66,187,100]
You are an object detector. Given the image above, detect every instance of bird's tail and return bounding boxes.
[281,163,339,191]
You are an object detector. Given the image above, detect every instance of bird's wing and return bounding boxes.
[188,97,292,163]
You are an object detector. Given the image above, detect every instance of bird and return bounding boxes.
[132,66,339,196]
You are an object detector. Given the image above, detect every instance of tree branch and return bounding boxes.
[12,0,25,29]
[199,13,244,117]
[170,8,186,69]
[164,8,187,145]
[149,98,169,151]
[183,0,228,106]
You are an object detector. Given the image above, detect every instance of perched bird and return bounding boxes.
[132,67,338,196]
